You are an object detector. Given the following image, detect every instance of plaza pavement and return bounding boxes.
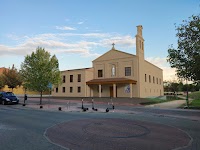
[2,97,200,149]
[20,96,187,112]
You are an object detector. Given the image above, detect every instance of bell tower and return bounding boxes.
[136,25,144,59]
[135,25,145,97]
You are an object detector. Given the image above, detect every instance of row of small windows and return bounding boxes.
[62,74,81,83]
[145,88,162,93]
[55,86,81,93]
[145,74,162,84]
[98,67,132,77]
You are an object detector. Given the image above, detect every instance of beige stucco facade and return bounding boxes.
[52,68,93,97]
[52,25,164,98]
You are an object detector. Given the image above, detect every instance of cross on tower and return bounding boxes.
[112,43,115,49]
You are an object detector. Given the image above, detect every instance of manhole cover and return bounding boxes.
[45,118,191,150]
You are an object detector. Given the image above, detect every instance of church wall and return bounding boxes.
[117,84,131,97]
[93,56,138,81]
[139,61,164,97]
[52,68,93,97]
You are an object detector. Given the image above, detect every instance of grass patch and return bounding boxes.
[189,91,200,100]
[181,91,200,109]
[190,99,200,107]
[188,91,200,108]
[140,96,181,105]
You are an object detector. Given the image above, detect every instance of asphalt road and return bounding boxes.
[0,102,200,150]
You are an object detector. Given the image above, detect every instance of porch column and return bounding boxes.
[113,84,116,98]
[99,84,102,97]
[86,85,90,97]
[130,83,133,98]
[90,86,93,97]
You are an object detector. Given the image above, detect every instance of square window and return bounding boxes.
[125,67,131,76]
[98,70,103,77]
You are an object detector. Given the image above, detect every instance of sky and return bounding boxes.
[0,0,199,81]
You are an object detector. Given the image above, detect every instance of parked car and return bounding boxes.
[0,92,19,105]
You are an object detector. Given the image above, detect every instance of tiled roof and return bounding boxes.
[86,78,137,85]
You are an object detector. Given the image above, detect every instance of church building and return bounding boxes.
[52,25,164,98]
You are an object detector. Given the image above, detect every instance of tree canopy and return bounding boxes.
[167,14,200,83]
[0,75,5,90]
[20,47,61,104]
[1,65,22,91]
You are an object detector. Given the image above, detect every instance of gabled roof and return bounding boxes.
[93,48,136,62]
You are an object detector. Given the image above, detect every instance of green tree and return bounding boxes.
[20,47,61,104]
[0,75,5,90]
[177,82,184,92]
[170,82,179,94]
[167,14,200,106]
[2,65,22,91]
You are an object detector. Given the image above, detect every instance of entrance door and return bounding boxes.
[110,86,113,97]
[110,86,117,97]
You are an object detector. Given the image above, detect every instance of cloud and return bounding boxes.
[78,21,84,25]
[55,26,76,31]
[1,31,138,64]
[100,35,136,48]
[65,18,70,22]
[0,34,102,58]
[1,31,178,81]
[146,57,177,81]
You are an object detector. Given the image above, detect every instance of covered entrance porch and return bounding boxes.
[86,78,137,98]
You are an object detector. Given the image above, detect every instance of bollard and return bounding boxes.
[58,107,62,111]
[106,108,109,112]
[81,98,84,109]
[40,106,43,109]
[93,108,98,111]
[92,98,94,109]
[83,108,87,112]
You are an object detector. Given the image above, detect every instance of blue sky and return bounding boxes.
[0,0,199,80]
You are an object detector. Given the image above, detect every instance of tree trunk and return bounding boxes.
[186,80,189,108]
[40,91,43,105]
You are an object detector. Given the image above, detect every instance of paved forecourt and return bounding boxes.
[45,118,191,150]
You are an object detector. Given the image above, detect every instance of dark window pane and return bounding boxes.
[70,87,73,93]
[78,86,81,93]
[98,70,103,77]
[62,87,65,93]
[70,75,73,82]
[78,74,81,82]
[63,75,65,83]
[145,74,147,82]
[125,67,131,76]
